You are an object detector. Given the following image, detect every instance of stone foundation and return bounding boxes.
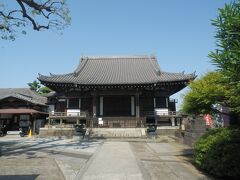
[39,127,75,138]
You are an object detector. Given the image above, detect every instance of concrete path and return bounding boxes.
[1,136,211,180]
[78,142,144,180]
[78,140,211,180]
[131,142,209,180]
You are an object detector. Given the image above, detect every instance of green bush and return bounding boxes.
[194,127,240,179]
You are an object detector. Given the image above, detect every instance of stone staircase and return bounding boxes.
[89,128,146,138]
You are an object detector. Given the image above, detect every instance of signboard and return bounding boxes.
[98,118,103,125]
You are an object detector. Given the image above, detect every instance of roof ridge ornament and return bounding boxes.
[80,55,155,60]
[73,57,89,76]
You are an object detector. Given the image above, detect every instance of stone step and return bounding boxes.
[90,128,146,138]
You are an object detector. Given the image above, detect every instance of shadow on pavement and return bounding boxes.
[0,174,39,180]
[0,137,99,158]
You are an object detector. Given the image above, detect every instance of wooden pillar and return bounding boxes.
[131,96,135,116]
[33,115,36,134]
[92,92,97,118]
[135,93,140,118]
[166,97,169,108]
[79,98,81,109]
[100,96,103,116]
[171,117,175,126]
[66,98,69,109]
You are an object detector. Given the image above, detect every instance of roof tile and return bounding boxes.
[39,55,195,85]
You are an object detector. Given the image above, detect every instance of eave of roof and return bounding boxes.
[0,108,48,114]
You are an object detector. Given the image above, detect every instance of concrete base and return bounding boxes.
[39,127,75,138]
[39,127,179,138]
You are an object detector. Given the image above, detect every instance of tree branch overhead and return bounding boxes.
[0,0,70,40]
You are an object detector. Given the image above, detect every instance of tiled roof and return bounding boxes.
[0,88,47,106]
[0,108,48,114]
[38,55,195,85]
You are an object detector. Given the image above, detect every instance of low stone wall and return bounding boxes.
[175,116,207,147]
[156,126,178,136]
[39,127,75,138]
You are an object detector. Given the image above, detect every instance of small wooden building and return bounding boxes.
[0,88,48,133]
[39,55,195,127]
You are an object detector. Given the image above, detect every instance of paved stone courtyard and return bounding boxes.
[0,135,212,180]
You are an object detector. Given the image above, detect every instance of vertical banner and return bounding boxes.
[203,114,211,126]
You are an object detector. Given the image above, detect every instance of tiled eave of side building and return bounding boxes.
[0,88,47,106]
[38,55,196,92]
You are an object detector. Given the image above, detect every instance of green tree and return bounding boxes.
[209,0,240,113]
[181,72,227,114]
[209,0,240,83]
[38,86,52,94]
[0,0,71,40]
[28,80,41,92]
[28,80,52,94]
[183,1,240,115]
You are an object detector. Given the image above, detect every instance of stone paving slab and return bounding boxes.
[78,142,144,180]
[130,142,211,180]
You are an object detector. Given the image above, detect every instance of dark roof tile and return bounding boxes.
[0,88,47,105]
[39,55,195,85]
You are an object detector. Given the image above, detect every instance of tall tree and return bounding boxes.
[0,0,70,40]
[209,0,240,113]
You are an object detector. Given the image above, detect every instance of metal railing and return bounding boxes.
[88,118,146,128]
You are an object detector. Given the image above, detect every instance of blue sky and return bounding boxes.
[0,0,230,108]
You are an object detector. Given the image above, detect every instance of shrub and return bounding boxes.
[194,127,240,179]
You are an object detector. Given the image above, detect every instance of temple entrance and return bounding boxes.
[100,95,133,117]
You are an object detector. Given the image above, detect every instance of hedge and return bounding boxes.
[194,127,240,179]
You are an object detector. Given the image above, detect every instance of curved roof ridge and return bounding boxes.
[73,57,89,75]
[81,55,156,60]
[148,56,161,76]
